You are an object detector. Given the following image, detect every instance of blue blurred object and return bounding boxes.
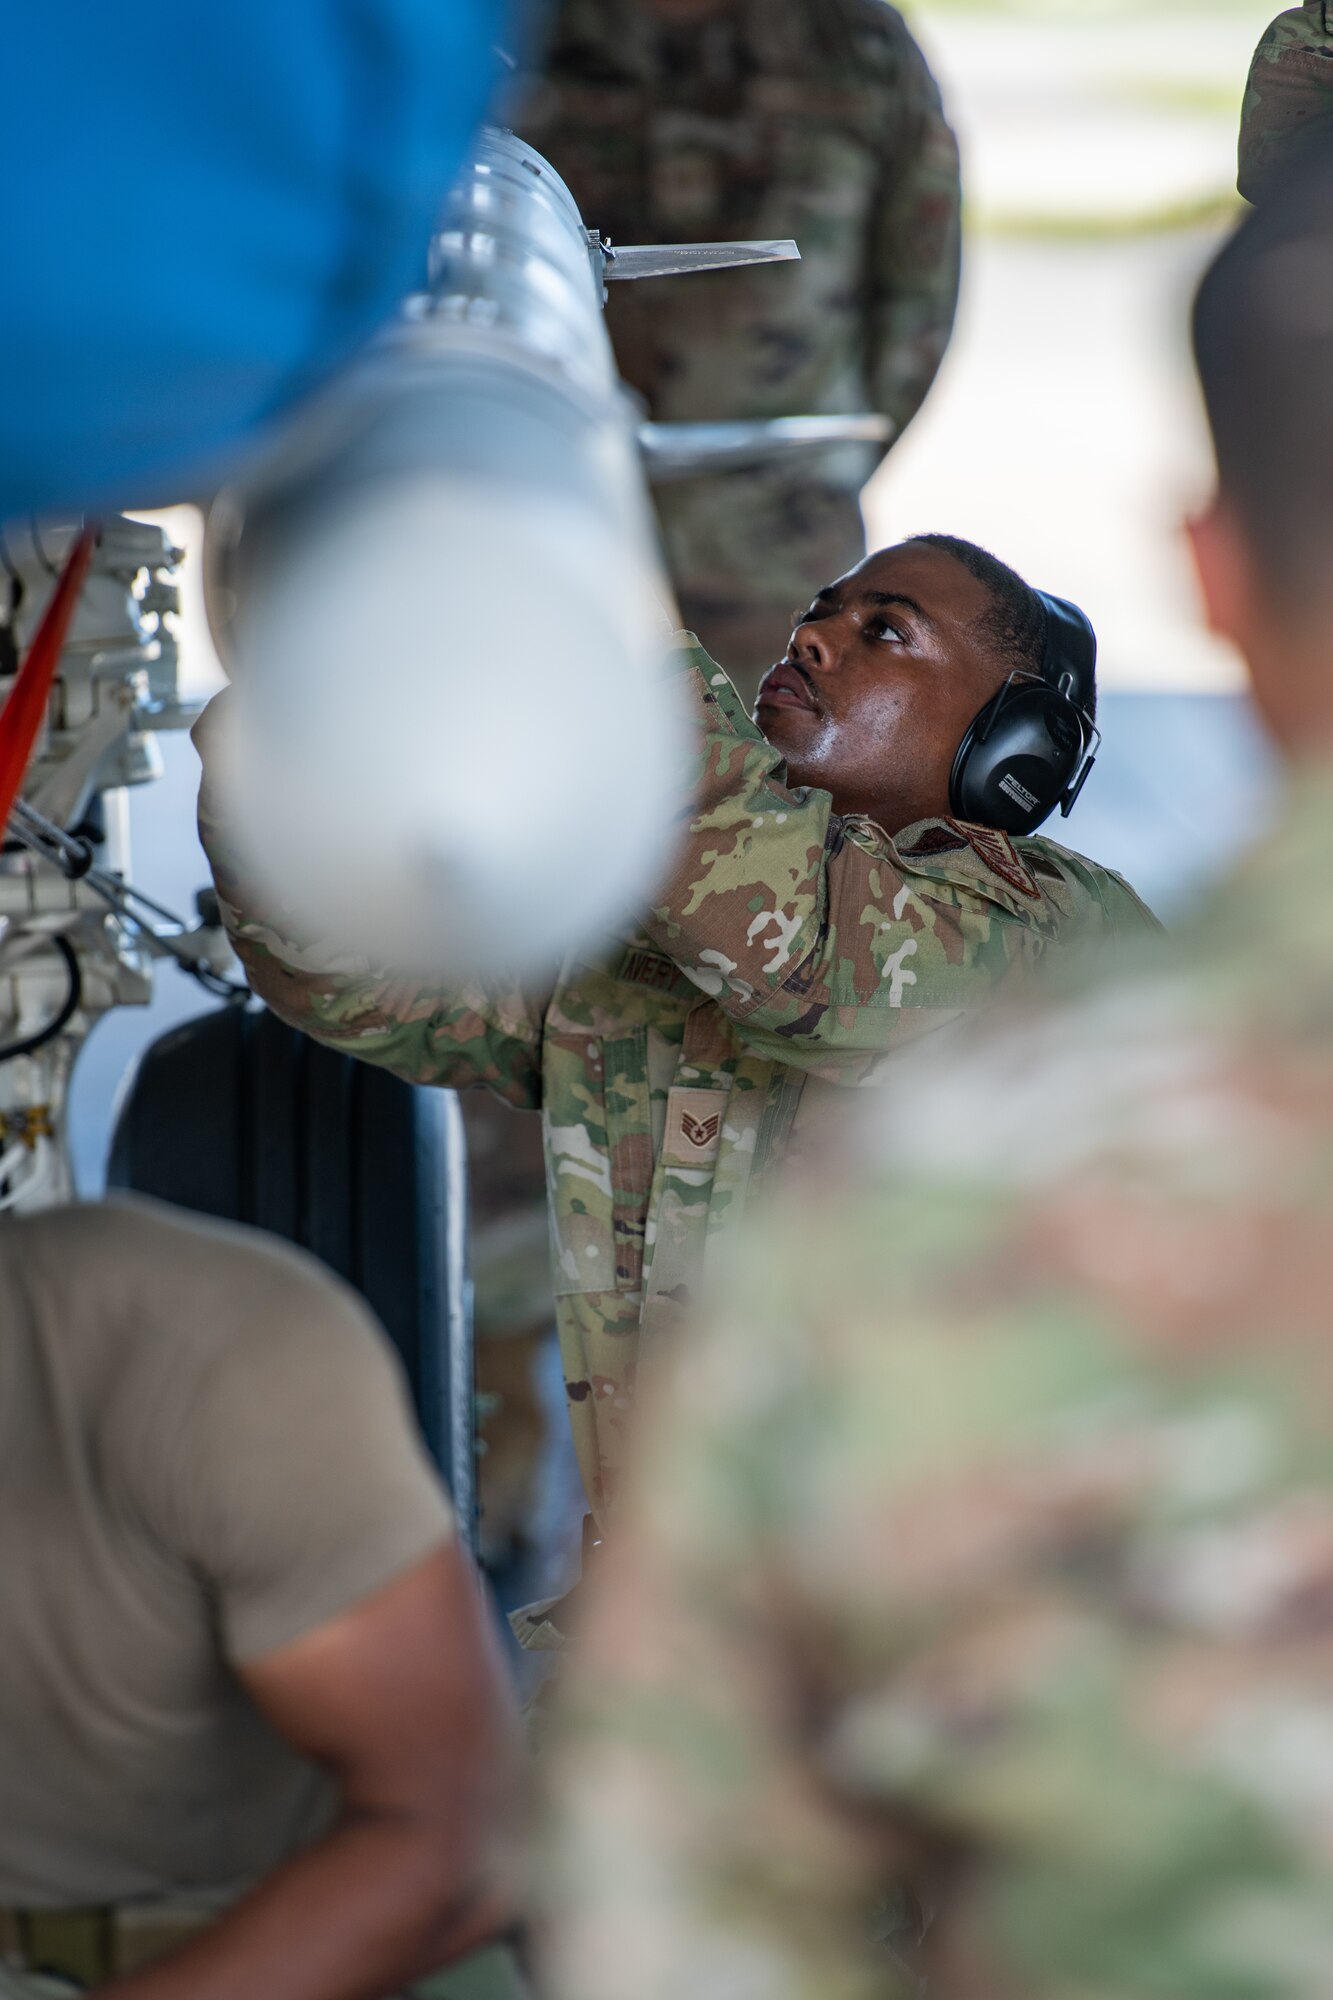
[0,0,512,520]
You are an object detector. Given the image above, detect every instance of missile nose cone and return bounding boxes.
[215,472,685,977]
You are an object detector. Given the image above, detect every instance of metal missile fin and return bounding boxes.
[639,413,896,481]
[602,239,800,281]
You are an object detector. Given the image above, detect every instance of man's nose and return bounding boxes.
[789,618,835,674]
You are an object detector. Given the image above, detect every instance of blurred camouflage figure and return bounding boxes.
[198,536,1153,1639]
[1240,1,1333,200]
[540,146,1333,1997]
[464,1090,555,1570]
[511,0,961,696]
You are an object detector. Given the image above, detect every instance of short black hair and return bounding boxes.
[1194,128,1333,604]
[908,532,1097,719]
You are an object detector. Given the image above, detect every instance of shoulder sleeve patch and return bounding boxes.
[945,818,1042,900]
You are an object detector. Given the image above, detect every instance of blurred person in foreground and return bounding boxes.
[512,0,961,698]
[0,1199,517,2000]
[197,537,1155,1639]
[537,146,1333,1998]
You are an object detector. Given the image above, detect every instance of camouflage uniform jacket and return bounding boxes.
[197,637,1155,1524]
[542,772,1333,1998]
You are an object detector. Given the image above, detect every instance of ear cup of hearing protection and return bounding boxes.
[949,679,1086,837]
[949,588,1097,837]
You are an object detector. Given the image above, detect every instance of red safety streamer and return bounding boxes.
[0,526,97,831]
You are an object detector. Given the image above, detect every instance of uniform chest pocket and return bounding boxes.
[545,1029,653,1299]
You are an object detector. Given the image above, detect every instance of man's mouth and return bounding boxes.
[755,660,821,716]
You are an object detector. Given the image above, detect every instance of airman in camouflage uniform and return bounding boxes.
[1240,2,1333,201]
[511,0,961,696]
[478,0,960,1550]
[197,539,1154,1615]
[536,138,1333,2000]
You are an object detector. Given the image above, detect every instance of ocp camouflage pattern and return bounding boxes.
[196,638,1154,1575]
[542,768,1333,1998]
[1240,3,1333,202]
[509,0,962,689]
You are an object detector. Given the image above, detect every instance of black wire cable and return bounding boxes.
[179,958,250,1002]
[8,806,249,1004]
[0,934,82,1062]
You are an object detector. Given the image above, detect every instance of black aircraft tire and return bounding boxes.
[106,1003,473,1534]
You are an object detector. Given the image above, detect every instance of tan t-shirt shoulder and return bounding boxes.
[0,1197,453,1908]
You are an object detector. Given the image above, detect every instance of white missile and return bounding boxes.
[205,132,689,978]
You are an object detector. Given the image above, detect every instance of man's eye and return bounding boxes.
[871,617,906,643]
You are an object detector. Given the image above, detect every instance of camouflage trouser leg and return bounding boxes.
[654,469,869,705]
[458,1090,556,1570]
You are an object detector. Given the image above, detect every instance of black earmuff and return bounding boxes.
[948,589,1100,837]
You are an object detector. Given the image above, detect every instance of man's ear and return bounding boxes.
[1185,496,1260,656]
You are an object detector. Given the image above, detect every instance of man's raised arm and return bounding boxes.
[194,693,548,1109]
